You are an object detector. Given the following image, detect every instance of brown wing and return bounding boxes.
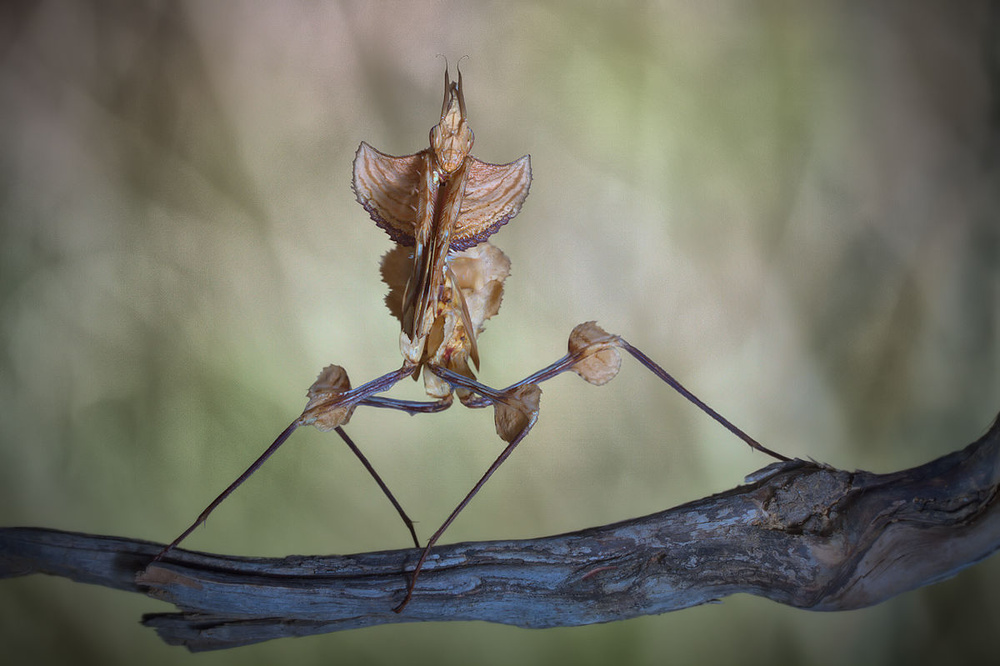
[352,142,428,246]
[451,155,532,250]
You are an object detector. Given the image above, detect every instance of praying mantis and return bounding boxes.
[151,64,789,613]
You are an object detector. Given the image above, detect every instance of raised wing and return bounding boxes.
[451,155,532,250]
[352,142,427,246]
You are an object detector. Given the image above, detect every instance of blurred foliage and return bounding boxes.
[1,1,998,665]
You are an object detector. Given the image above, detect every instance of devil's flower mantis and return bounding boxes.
[151,66,788,613]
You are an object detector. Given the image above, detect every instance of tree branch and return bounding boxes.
[2,412,999,652]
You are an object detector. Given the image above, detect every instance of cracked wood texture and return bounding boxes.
[1,412,998,652]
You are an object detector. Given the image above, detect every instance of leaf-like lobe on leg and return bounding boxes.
[494,384,542,443]
[568,321,622,386]
[450,156,532,249]
[380,245,413,324]
[448,243,511,329]
[352,142,425,246]
[299,365,356,431]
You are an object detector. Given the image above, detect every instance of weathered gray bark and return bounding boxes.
[2,412,998,652]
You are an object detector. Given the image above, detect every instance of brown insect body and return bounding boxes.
[353,68,531,397]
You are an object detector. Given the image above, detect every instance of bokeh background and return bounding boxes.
[2,1,998,664]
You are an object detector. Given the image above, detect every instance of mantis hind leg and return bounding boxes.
[388,325,787,609]
[615,339,789,462]
[437,326,789,463]
[334,426,421,549]
[150,420,301,563]
[151,365,425,563]
[392,400,537,613]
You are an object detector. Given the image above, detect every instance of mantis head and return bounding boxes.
[430,64,475,174]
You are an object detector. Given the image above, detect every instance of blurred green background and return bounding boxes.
[2,1,998,664]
